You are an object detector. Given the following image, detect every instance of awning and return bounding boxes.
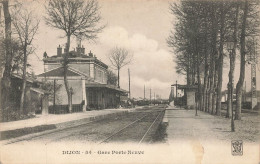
[85,83,128,93]
[30,87,50,95]
[171,84,198,89]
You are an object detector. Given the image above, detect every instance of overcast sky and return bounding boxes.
[26,0,259,99]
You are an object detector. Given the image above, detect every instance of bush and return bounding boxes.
[0,108,35,122]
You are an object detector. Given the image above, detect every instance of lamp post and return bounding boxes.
[226,40,235,132]
[69,87,73,113]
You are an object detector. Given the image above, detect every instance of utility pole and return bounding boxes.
[154,92,155,105]
[53,79,56,112]
[150,88,151,105]
[144,85,145,100]
[128,68,131,99]
[176,80,178,104]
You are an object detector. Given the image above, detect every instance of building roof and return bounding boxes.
[43,51,108,69]
[30,87,50,95]
[171,84,198,89]
[85,82,128,93]
[38,66,89,77]
[11,73,36,83]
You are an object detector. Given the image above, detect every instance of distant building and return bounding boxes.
[38,45,127,113]
[171,84,197,109]
[4,73,49,114]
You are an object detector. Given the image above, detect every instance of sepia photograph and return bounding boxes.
[0,0,259,163]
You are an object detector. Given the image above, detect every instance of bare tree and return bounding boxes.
[12,8,39,112]
[107,47,133,88]
[45,0,104,112]
[226,2,239,118]
[1,0,12,110]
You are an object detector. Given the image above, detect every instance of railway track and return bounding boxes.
[6,108,166,145]
[99,110,165,144]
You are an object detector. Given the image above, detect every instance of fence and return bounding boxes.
[49,101,84,114]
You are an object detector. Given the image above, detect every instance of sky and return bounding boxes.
[21,0,260,99]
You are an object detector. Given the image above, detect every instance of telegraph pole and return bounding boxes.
[154,92,155,105]
[144,85,145,100]
[150,88,152,105]
[176,81,178,103]
[128,68,131,99]
[53,79,56,108]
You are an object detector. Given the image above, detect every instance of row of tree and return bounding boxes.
[167,0,259,119]
[1,0,39,112]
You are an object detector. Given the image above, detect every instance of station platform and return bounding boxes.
[0,108,135,133]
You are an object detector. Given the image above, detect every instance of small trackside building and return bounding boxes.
[38,45,128,113]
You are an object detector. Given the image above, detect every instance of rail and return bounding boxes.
[99,110,164,144]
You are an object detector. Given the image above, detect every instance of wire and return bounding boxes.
[33,52,42,61]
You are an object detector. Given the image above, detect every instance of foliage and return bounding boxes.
[0,107,35,122]
[45,0,104,41]
[107,69,118,86]
[40,79,63,103]
[167,0,260,119]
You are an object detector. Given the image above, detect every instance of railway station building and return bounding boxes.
[37,45,128,114]
[171,84,198,109]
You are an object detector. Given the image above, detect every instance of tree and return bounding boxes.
[107,47,133,88]
[235,0,260,120]
[45,0,104,112]
[226,2,239,118]
[107,69,117,86]
[168,0,259,121]
[40,79,62,104]
[1,0,12,110]
[12,8,39,112]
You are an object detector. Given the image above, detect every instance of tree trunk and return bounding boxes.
[209,4,218,115]
[208,62,215,113]
[64,35,72,113]
[216,2,226,116]
[227,85,232,117]
[203,65,209,112]
[117,68,120,88]
[195,39,202,111]
[202,22,209,112]
[187,53,191,85]
[212,64,218,114]
[1,0,12,110]
[20,45,27,112]
[236,0,248,120]
[227,3,239,118]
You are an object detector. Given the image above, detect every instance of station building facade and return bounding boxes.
[38,45,127,113]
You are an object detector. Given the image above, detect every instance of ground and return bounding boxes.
[164,109,259,143]
[163,108,259,164]
[0,107,259,164]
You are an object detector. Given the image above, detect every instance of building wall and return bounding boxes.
[186,90,196,108]
[41,78,84,105]
[94,65,107,84]
[69,63,90,76]
[44,61,107,84]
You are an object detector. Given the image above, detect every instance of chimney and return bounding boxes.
[57,45,62,56]
[64,48,66,53]
[82,45,85,55]
[88,50,93,57]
